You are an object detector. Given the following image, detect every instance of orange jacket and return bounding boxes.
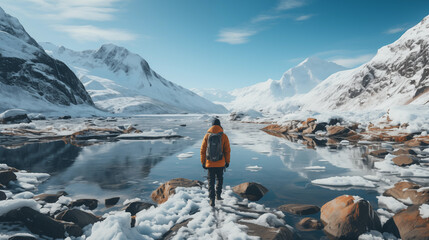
[200,125,231,168]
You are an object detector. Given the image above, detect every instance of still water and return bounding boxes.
[0,115,381,239]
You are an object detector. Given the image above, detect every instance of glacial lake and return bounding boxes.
[1,115,423,239]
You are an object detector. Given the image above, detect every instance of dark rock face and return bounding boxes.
[56,209,100,228]
[232,182,268,201]
[105,197,120,208]
[0,7,93,109]
[0,190,6,200]
[33,191,68,203]
[8,235,37,240]
[123,201,155,215]
[69,199,98,210]
[320,195,381,240]
[0,170,16,185]
[278,204,320,216]
[0,112,31,124]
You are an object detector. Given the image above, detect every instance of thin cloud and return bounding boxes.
[217,29,257,45]
[385,27,406,34]
[54,25,137,42]
[277,0,306,10]
[295,14,313,21]
[252,14,283,23]
[331,54,374,68]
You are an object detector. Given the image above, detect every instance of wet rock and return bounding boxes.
[393,148,417,156]
[278,204,320,215]
[0,190,6,200]
[296,217,323,231]
[405,138,429,147]
[151,178,203,204]
[8,235,37,240]
[0,109,31,124]
[232,182,268,201]
[122,201,155,215]
[56,209,100,228]
[15,207,82,238]
[320,195,381,239]
[326,126,350,137]
[0,170,17,185]
[328,118,343,126]
[382,217,400,238]
[369,149,389,158]
[161,218,193,239]
[262,124,290,134]
[69,199,98,210]
[58,115,71,120]
[383,181,429,205]
[240,222,294,240]
[392,154,419,166]
[105,197,120,208]
[33,191,68,203]
[388,205,429,240]
[303,122,327,135]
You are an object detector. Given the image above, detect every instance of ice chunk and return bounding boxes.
[311,176,377,188]
[420,204,429,219]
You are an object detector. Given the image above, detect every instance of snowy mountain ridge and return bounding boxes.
[42,42,227,114]
[228,57,347,112]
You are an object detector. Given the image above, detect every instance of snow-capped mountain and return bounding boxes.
[0,7,94,112]
[228,57,346,112]
[302,15,429,111]
[41,43,227,114]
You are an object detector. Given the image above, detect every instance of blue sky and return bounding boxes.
[1,0,429,90]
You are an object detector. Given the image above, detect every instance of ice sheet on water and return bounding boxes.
[377,196,407,213]
[311,176,377,188]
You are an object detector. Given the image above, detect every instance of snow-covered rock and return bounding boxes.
[0,7,94,112]
[228,57,346,112]
[41,42,227,114]
[302,14,429,111]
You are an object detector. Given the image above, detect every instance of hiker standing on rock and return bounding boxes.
[200,118,231,207]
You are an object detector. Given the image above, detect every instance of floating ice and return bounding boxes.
[304,166,326,170]
[311,176,377,188]
[377,196,407,213]
[245,165,263,172]
[177,152,194,159]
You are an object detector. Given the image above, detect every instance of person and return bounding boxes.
[200,118,231,207]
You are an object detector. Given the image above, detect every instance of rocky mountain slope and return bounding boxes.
[228,57,346,112]
[41,43,227,114]
[0,7,94,112]
[302,15,429,111]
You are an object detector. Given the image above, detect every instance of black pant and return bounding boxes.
[207,167,224,200]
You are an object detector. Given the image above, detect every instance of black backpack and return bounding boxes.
[206,132,223,161]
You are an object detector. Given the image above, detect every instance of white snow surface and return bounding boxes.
[420,204,429,219]
[311,176,377,188]
[358,230,398,240]
[0,109,27,119]
[0,199,39,217]
[41,42,227,114]
[377,196,407,213]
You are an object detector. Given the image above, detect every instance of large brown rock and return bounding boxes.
[393,148,417,156]
[69,199,98,210]
[232,182,268,201]
[296,217,323,231]
[392,155,419,166]
[151,178,203,204]
[56,209,100,228]
[122,201,155,215]
[405,139,429,147]
[14,207,82,238]
[33,191,68,203]
[320,195,381,239]
[0,170,17,185]
[389,205,429,240]
[240,222,294,240]
[383,181,429,205]
[369,149,389,158]
[326,126,350,138]
[278,204,320,215]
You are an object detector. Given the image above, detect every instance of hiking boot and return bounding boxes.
[210,199,215,207]
[216,195,223,200]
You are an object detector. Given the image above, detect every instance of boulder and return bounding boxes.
[58,115,72,120]
[328,118,343,126]
[69,199,98,210]
[392,155,419,166]
[320,195,381,239]
[0,170,17,185]
[122,201,155,215]
[14,207,82,238]
[369,149,389,158]
[383,181,429,205]
[0,190,6,200]
[296,217,323,231]
[33,191,68,203]
[0,109,31,124]
[405,139,429,147]
[303,122,327,135]
[56,209,100,228]
[151,178,203,204]
[388,205,429,240]
[232,182,268,201]
[278,204,320,215]
[8,235,37,240]
[240,222,294,240]
[105,197,120,208]
[393,148,417,156]
[326,126,350,138]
